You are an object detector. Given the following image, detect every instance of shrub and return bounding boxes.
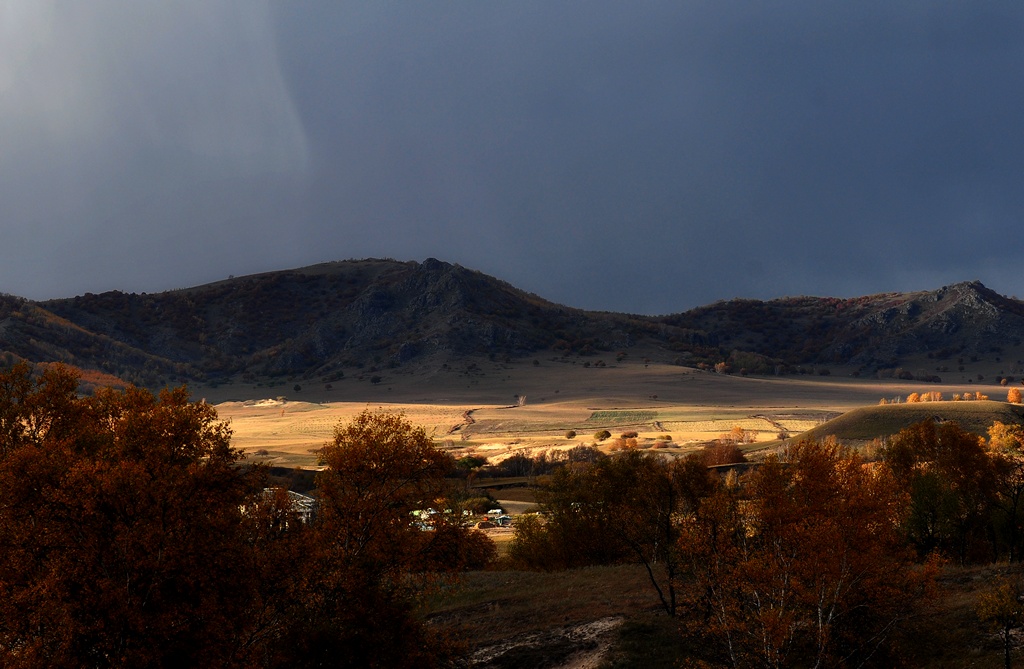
[621,431,639,439]
[720,426,756,444]
[565,430,577,439]
[702,443,747,466]
[462,496,496,515]
[566,445,604,464]
[610,438,639,451]
[594,430,611,442]
[456,455,487,471]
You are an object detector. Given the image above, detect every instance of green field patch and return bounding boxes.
[469,419,577,434]
[585,410,657,425]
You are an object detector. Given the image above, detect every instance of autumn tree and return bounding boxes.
[987,423,1024,561]
[0,363,260,668]
[508,456,632,570]
[233,487,324,666]
[882,420,1000,562]
[580,451,690,615]
[702,442,748,466]
[509,450,715,616]
[977,574,1024,669]
[720,425,755,444]
[1009,387,1023,404]
[283,410,494,667]
[0,368,488,668]
[990,422,1024,454]
[682,439,934,668]
[992,455,1024,563]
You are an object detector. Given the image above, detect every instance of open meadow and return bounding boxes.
[202,359,1012,469]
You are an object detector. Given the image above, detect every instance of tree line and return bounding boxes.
[508,418,1024,667]
[0,363,492,668]
[9,359,1024,667]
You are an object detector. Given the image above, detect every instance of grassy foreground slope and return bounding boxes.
[426,562,1019,669]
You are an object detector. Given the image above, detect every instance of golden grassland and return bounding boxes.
[200,360,1016,468]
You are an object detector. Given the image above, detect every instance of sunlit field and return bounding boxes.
[204,360,1011,468]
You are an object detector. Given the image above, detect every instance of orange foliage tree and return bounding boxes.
[509,450,716,616]
[0,367,491,668]
[0,363,256,667]
[289,410,495,667]
[882,420,1001,562]
[977,574,1024,669]
[988,422,1024,562]
[681,439,934,667]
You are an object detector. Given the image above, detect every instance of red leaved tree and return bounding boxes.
[681,439,935,668]
[0,363,257,667]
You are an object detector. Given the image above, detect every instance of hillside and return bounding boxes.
[799,400,1024,443]
[22,259,662,387]
[0,259,1022,389]
[661,281,1024,373]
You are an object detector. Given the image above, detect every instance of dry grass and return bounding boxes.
[203,362,1010,467]
[894,563,1022,668]
[425,564,660,647]
[424,562,1021,668]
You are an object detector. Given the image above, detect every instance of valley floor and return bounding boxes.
[201,362,1009,467]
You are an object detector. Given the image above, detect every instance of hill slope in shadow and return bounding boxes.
[0,258,1021,389]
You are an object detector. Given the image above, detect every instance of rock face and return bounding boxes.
[1,259,1022,386]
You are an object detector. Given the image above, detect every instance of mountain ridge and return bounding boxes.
[1,259,1021,389]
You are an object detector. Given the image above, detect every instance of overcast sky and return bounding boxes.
[2,2,1023,314]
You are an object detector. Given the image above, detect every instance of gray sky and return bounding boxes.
[2,2,1023,314]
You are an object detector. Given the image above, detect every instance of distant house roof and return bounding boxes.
[261,488,317,523]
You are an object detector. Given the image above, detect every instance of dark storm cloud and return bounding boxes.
[2,2,1023,313]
